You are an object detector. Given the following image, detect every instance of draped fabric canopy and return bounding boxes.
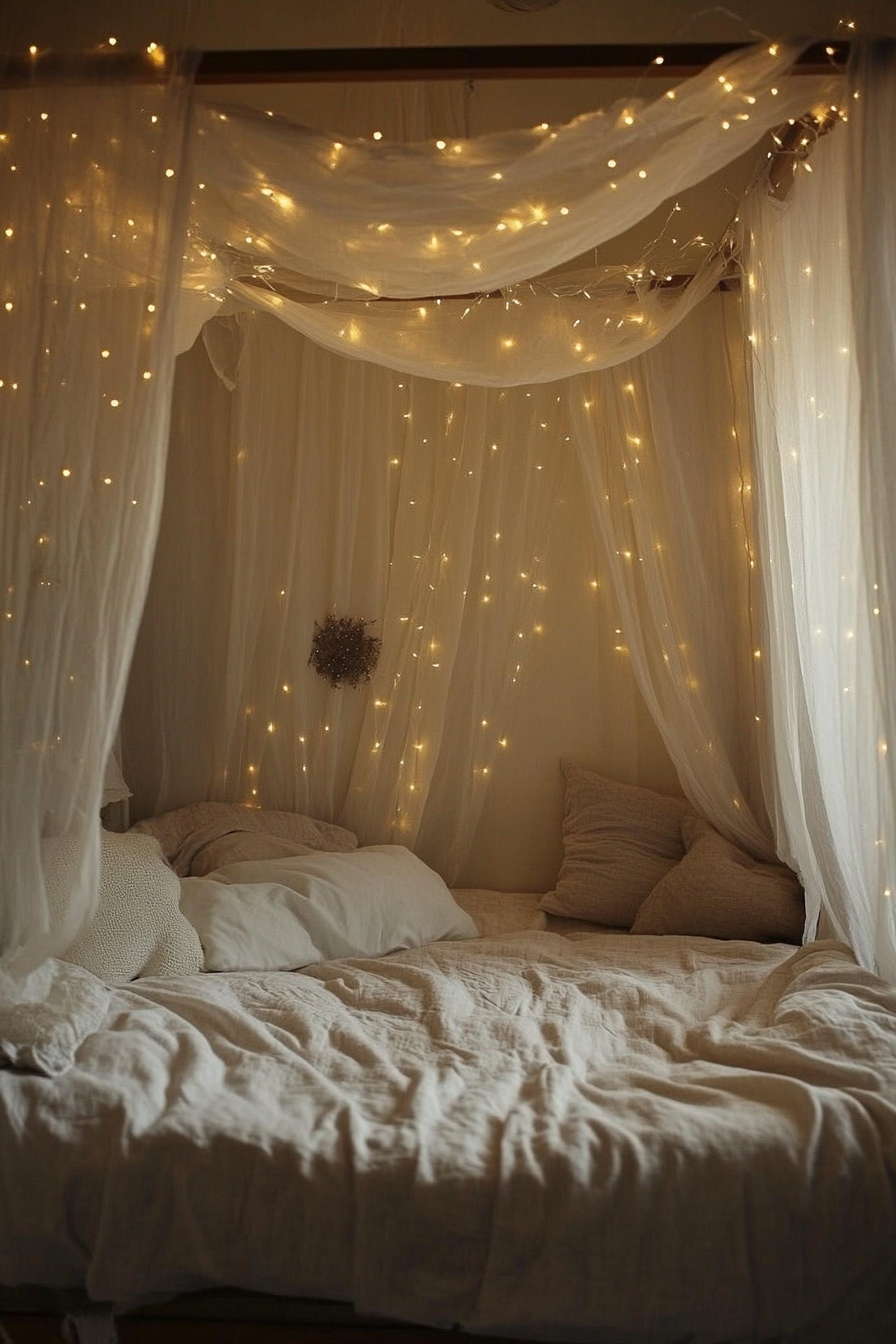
[744,40,896,982]
[0,57,196,974]
[5,35,895,985]
[126,290,760,892]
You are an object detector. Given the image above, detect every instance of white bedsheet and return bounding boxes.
[2,931,896,1344]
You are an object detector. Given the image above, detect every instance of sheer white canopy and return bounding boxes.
[744,41,896,980]
[125,290,759,890]
[5,34,894,985]
[0,58,195,973]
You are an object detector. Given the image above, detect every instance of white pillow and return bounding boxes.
[53,830,204,985]
[179,845,478,972]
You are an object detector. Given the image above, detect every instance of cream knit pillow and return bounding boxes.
[54,830,204,984]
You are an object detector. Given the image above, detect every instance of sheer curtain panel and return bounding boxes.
[125,295,762,888]
[0,57,195,973]
[744,42,896,980]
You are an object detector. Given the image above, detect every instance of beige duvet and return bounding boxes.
[2,927,896,1344]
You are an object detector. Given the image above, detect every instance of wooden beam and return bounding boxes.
[194,42,847,83]
[1,41,848,88]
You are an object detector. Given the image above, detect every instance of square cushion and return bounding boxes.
[49,829,204,985]
[538,761,692,929]
[631,814,805,942]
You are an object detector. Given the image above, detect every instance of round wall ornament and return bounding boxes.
[308,613,382,688]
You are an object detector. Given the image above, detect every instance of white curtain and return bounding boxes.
[179,41,835,324]
[223,250,729,388]
[744,44,896,979]
[124,291,759,888]
[125,318,599,882]
[120,41,832,891]
[1,33,857,963]
[568,293,771,860]
[0,60,195,971]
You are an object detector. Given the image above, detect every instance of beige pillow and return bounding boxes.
[538,761,692,929]
[631,814,805,942]
[189,831,315,877]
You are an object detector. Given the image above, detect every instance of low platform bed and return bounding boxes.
[2,792,896,1344]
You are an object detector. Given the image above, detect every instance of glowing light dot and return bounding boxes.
[4,229,13,238]
[40,112,48,121]
[103,476,112,485]
[101,349,110,358]
[165,168,175,178]
[638,169,647,178]
[3,302,12,312]
[560,206,569,215]
[142,370,152,380]
[624,115,634,126]
[607,159,616,168]
[29,45,37,55]
[436,140,446,150]
[61,468,71,477]
[110,399,120,408]
[372,131,383,140]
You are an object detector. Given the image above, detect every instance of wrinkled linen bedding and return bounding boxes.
[2,931,896,1344]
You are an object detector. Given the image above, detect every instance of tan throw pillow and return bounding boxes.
[189,831,315,877]
[631,814,805,942]
[538,761,692,929]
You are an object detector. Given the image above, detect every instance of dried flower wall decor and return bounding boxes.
[308,613,382,688]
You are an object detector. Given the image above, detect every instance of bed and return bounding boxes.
[3,775,896,1344]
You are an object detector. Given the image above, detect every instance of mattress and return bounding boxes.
[2,901,896,1344]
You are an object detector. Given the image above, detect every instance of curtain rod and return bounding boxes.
[2,41,848,87]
